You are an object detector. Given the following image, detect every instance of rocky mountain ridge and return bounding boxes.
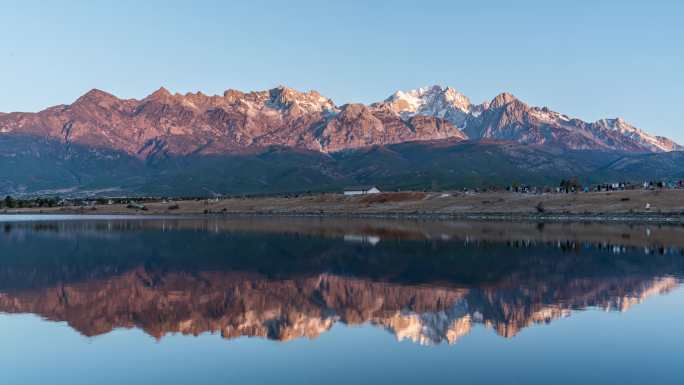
[0,85,679,159]
[0,86,464,157]
[4,134,684,197]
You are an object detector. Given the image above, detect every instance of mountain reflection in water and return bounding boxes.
[0,217,682,346]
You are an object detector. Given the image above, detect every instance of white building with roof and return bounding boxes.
[343,186,381,196]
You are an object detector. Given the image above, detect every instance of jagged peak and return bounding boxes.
[268,85,297,104]
[74,88,118,104]
[338,103,372,118]
[145,87,172,101]
[223,89,244,100]
[269,85,322,99]
[388,84,467,100]
[267,85,336,112]
[489,92,521,109]
[183,90,206,98]
[272,84,294,92]
[594,117,635,130]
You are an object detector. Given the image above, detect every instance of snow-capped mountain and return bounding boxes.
[0,84,679,163]
[590,117,681,153]
[380,85,482,129]
[381,85,681,152]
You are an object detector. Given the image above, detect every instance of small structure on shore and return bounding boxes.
[126,201,147,211]
[343,186,381,196]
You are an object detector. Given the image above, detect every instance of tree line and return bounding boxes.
[0,196,61,209]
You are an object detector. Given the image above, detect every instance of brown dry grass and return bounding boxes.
[7,190,684,218]
[359,192,427,204]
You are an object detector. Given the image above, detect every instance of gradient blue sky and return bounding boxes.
[2,0,683,141]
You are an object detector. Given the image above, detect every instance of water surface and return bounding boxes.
[1,216,683,385]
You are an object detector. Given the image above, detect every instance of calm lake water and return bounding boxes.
[1,216,683,385]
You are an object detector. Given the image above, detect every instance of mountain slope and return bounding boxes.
[3,134,684,197]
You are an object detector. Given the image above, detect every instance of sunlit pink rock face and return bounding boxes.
[0,86,465,158]
[0,85,678,160]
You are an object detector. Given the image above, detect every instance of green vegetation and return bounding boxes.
[2,135,684,198]
[0,196,60,209]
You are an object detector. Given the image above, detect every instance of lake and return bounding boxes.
[1,216,683,385]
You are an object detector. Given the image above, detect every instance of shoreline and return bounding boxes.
[214,211,684,223]
[4,190,684,224]
[3,209,684,224]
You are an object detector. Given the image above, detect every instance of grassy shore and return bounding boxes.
[5,189,684,222]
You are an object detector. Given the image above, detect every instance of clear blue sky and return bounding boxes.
[1,0,683,141]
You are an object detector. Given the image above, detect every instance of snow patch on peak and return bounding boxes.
[595,118,639,134]
[267,86,337,114]
[384,85,474,128]
[387,85,471,109]
[592,117,679,152]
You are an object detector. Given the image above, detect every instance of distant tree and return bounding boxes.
[560,177,581,193]
[4,196,16,209]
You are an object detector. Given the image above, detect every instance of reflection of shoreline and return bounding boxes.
[0,270,678,345]
[3,217,684,250]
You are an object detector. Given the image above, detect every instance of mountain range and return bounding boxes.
[1,85,682,196]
